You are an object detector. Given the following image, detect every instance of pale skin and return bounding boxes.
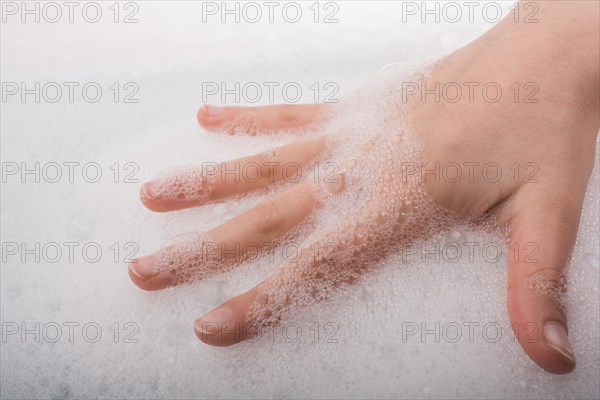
[129,1,599,375]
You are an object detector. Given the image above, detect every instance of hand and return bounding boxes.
[129,1,599,375]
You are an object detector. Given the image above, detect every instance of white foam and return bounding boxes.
[1,2,598,399]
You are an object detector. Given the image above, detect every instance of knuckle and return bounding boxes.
[247,200,283,234]
[276,106,300,124]
[524,267,566,298]
[255,156,282,184]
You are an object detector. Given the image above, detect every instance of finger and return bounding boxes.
[194,226,382,346]
[140,138,325,212]
[193,286,259,346]
[129,182,317,291]
[197,104,322,134]
[505,185,584,374]
[193,243,335,346]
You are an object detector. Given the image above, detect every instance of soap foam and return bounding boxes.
[152,64,511,340]
[3,2,598,397]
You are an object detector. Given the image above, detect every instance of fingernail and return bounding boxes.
[194,307,235,336]
[129,255,158,282]
[140,182,153,200]
[203,105,225,117]
[544,321,576,363]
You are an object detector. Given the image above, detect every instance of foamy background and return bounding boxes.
[1,1,598,399]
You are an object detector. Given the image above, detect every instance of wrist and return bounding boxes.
[460,1,599,122]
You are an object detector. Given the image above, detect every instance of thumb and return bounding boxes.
[505,186,584,374]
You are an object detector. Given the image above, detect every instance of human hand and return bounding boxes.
[129,1,599,375]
